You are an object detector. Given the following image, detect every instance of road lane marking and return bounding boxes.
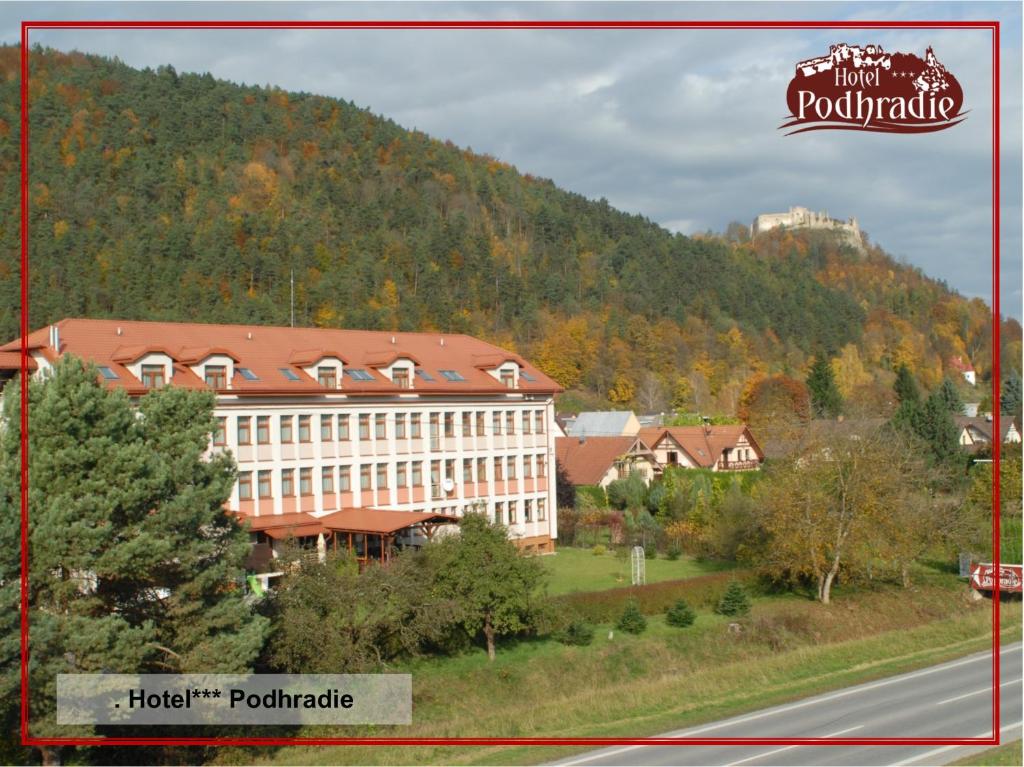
[555,644,1022,766]
[891,721,1023,766]
[936,678,1022,705]
[724,725,864,766]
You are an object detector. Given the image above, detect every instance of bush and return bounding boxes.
[575,485,608,509]
[616,600,648,634]
[716,581,752,617]
[666,545,682,561]
[644,546,657,560]
[665,599,696,627]
[592,544,607,556]
[558,619,595,646]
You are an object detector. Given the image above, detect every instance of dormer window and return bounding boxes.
[393,367,411,389]
[141,364,166,389]
[317,366,338,388]
[204,365,227,389]
[500,369,515,389]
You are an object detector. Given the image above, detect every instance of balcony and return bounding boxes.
[720,459,760,472]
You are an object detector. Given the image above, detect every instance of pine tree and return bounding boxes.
[807,356,843,418]
[1002,371,1023,421]
[715,581,752,617]
[616,599,648,634]
[894,364,920,405]
[0,357,268,748]
[935,377,964,415]
[665,599,696,628]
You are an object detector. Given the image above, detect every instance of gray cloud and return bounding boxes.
[5,1,1021,318]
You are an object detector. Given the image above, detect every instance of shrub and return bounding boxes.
[558,619,595,646]
[616,600,647,634]
[666,544,682,561]
[592,544,607,556]
[665,599,696,628]
[716,581,752,617]
[644,546,657,560]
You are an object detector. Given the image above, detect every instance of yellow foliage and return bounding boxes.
[608,373,636,404]
[53,220,69,240]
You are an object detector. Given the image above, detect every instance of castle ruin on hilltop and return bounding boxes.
[751,206,863,247]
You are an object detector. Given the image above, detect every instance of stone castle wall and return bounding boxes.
[751,206,862,245]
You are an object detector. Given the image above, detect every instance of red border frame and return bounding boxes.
[19,18,1002,750]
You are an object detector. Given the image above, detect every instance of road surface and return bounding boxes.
[553,642,1022,766]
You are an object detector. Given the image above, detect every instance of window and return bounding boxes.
[462,413,473,437]
[506,412,515,435]
[98,366,119,380]
[393,368,411,388]
[445,459,455,481]
[238,472,253,500]
[279,368,301,381]
[525,499,533,522]
[476,411,485,436]
[522,411,532,434]
[298,415,311,443]
[213,417,227,446]
[507,501,517,525]
[205,365,227,389]
[257,416,270,444]
[359,414,371,440]
[376,464,388,489]
[538,498,547,521]
[237,416,252,445]
[338,414,350,440]
[279,415,293,443]
[396,463,408,487]
[375,414,387,440]
[667,451,679,465]
[493,412,502,435]
[506,456,517,480]
[520,370,536,382]
[257,470,272,499]
[299,467,312,496]
[412,462,423,487]
[415,368,435,382]
[500,369,515,389]
[524,455,533,479]
[321,466,334,493]
[537,454,547,477]
[477,457,487,482]
[439,370,466,382]
[360,465,372,491]
[410,414,422,438]
[444,412,455,438]
[430,461,441,488]
[429,412,440,438]
[395,414,407,439]
[237,367,259,381]
[494,502,504,526]
[339,466,351,492]
[494,457,504,481]
[141,364,165,389]
[346,369,374,381]
[320,414,332,441]
[535,410,545,433]
[281,469,295,496]
[463,459,473,483]
[317,366,337,388]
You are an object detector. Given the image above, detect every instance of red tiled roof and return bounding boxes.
[555,436,650,486]
[0,352,36,370]
[639,425,763,469]
[4,318,560,396]
[317,508,458,534]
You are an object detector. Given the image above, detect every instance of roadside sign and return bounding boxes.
[969,563,1024,592]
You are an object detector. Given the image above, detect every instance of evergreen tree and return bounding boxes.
[715,581,752,617]
[1002,371,1023,421]
[935,377,965,415]
[665,599,696,628]
[807,356,843,418]
[0,357,267,752]
[894,364,920,405]
[917,391,963,466]
[615,600,647,634]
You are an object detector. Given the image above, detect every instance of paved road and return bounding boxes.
[553,642,1022,766]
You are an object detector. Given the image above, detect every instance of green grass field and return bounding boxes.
[215,570,1021,767]
[951,740,1023,766]
[541,546,735,595]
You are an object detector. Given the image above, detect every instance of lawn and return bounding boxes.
[541,545,735,595]
[952,740,1023,766]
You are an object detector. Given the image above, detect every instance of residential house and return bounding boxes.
[555,435,659,489]
[566,410,642,438]
[955,415,1022,451]
[638,424,764,472]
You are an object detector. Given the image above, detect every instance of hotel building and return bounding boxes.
[2,318,560,568]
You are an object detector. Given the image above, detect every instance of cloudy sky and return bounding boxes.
[5,1,1022,318]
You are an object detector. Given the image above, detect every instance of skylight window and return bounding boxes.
[346,369,375,381]
[98,366,119,380]
[279,368,301,381]
[415,368,435,382]
[520,370,536,382]
[237,367,259,381]
[439,370,466,382]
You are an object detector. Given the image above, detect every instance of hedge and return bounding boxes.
[550,569,756,622]
[575,484,608,509]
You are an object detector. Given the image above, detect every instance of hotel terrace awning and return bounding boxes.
[241,512,326,539]
[317,508,458,536]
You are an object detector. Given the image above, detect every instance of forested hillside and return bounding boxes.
[1,47,1018,415]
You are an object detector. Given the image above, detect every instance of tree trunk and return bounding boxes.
[39,746,62,766]
[901,563,911,588]
[483,617,496,661]
[821,560,840,604]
